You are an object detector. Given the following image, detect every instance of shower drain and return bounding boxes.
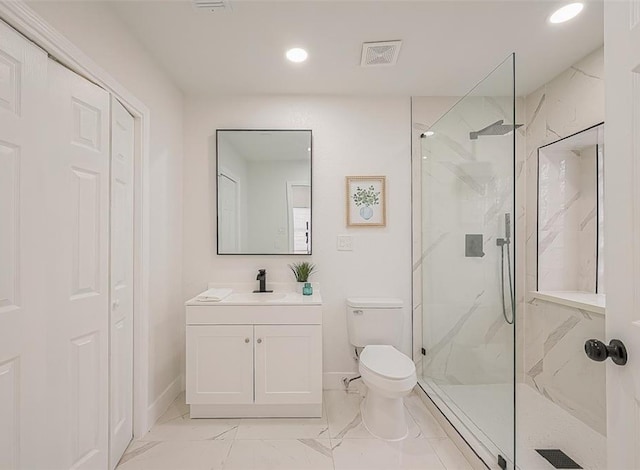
[535,449,583,469]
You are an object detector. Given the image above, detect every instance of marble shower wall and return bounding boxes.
[524,47,605,435]
[538,144,598,292]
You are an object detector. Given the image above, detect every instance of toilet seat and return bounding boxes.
[360,345,416,380]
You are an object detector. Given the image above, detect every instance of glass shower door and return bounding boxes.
[417,55,516,469]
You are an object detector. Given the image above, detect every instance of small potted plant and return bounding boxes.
[289,261,316,293]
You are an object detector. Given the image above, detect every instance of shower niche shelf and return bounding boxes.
[531,290,605,315]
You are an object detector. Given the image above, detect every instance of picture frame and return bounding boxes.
[346,176,386,227]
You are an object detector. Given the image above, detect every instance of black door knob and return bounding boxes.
[584,339,628,366]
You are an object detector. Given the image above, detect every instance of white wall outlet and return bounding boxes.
[337,235,353,251]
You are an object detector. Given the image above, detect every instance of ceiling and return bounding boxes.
[109,0,604,97]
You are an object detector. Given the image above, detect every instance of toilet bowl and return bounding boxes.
[358,345,417,441]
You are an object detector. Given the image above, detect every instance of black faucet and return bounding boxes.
[254,269,273,293]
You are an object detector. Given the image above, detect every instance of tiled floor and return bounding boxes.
[439,383,605,469]
[117,388,473,470]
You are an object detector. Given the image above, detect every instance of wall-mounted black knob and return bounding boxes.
[584,339,628,366]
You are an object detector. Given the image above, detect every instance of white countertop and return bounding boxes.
[530,291,606,315]
[186,282,322,306]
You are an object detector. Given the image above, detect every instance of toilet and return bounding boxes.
[346,298,417,441]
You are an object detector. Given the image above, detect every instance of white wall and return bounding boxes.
[26,1,185,422]
[183,96,412,387]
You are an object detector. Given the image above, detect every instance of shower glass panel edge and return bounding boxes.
[416,54,516,470]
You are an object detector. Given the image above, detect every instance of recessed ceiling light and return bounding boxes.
[549,3,584,24]
[286,48,308,63]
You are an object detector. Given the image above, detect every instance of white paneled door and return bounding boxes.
[110,97,135,468]
[46,59,111,469]
[0,19,48,470]
[605,1,640,468]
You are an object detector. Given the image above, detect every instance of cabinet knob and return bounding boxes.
[244,338,250,343]
[257,338,262,344]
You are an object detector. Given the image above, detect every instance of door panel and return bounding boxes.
[605,2,640,468]
[46,59,110,470]
[186,325,254,404]
[254,325,322,405]
[0,19,48,470]
[70,332,101,464]
[109,97,135,468]
[0,358,19,469]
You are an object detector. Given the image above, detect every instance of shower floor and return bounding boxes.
[423,382,605,469]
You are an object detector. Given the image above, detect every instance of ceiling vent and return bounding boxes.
[360,40,402,67]
[192,0,231,12]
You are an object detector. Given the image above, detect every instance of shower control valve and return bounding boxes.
[584,338,628,366]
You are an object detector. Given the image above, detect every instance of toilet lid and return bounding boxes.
[360,345,416,380]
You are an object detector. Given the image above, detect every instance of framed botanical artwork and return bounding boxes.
[346,176,386,227]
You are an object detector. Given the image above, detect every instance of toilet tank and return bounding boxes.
[346,298,404,348]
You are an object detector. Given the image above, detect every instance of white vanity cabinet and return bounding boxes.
[185,294,322,418]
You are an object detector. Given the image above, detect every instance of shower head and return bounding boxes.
[469,120,523,140]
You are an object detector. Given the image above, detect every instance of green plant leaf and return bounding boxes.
[288,261,316,282]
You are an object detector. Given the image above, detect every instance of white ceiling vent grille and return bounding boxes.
[360,40,402,67]
[192,0,232,12]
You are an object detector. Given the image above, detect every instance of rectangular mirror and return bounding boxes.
[537,123,605,293]
[215,129,312,255]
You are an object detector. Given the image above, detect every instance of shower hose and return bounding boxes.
[500,241,515,325]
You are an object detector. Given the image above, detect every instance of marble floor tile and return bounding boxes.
[141,417,240,442]
[404,392,447,439]
[140,392,238,442]
[117,389,473,470]
[331,438,445,470]
[222,439,334,469]
[429,438,473,470]
[117,440,233,470]
[324,391,421,439]
[234,417,330,440]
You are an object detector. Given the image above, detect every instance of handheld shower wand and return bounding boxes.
[497,213,515,324]
[504,213,511,244]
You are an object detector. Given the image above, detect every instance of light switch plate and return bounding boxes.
[337,235,353,251]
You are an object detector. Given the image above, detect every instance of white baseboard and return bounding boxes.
[147,374,183,429]
[323,371,359,390]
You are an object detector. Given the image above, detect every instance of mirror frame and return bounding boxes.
[215,128,313,255]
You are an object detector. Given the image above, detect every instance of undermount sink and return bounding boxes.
[226,292,288,303]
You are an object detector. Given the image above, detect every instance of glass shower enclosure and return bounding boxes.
[415,55,517,469]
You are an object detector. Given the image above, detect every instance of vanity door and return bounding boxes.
[254,325,322,405]
[186,325,254,404]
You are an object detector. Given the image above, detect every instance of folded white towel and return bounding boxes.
[196,288,232,302]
